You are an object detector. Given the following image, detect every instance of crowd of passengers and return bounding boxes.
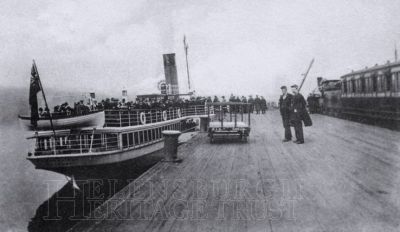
[39,94,270,118]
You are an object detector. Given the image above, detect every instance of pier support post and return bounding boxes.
[162,130,182,162]
[199,117,209,132]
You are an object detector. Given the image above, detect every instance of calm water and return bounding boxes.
[0,122,66,231]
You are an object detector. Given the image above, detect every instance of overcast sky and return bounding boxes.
[1,0,400,99]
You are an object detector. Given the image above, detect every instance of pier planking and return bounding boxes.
[69,111,400,232]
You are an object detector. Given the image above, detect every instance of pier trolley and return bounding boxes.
[206,102,251,143]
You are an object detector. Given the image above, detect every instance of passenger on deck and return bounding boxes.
[260,96,267,114]
[290,85,307,144]
[38,107,44,117]
[221,96,226,103]
[255,95,261,114]
[248,95,254,113]
[279,86,293,142]
[66,106,72,116]
[42,107,50,118]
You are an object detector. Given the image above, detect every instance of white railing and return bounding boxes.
[32,118,198,156]
[104,105,213,127]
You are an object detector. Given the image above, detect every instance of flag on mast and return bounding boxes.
[29,62,42,127]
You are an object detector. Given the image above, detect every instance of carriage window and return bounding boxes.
[360,77,366,92]
[397,73,400,91]
[380,76,385,91]
[385,72,392,91]
[351,79,356,93]
[372,74,378,92]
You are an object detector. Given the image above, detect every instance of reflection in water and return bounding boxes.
[28,153,163,232]
[28,179,130,232]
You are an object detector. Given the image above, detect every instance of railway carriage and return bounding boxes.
[316,61,400,128]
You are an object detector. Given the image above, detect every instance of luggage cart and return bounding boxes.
[206,102,251,143]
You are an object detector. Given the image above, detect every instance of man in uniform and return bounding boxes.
[248,95,254,113]
[290,85,307,144]
[254,95,261,114]
[260,96,267,114]
[279,86,293,142]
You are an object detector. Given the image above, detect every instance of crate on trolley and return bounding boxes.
[206,102,251,143]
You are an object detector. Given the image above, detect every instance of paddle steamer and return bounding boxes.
[25,105,211,179]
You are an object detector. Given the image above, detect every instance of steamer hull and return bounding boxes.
[27,142,165,180]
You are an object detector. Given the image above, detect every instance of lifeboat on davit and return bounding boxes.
[18,111,105,131]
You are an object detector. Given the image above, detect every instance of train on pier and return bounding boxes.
[308,60,400,129]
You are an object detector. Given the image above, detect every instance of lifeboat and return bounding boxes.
[18,111,105,131]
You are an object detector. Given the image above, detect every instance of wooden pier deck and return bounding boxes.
[70,111,400,232]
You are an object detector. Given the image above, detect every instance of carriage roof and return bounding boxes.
[341,60,400,78]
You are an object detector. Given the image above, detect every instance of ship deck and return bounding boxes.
[69,110,400,232]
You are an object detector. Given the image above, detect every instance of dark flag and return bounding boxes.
[29,63,42,127]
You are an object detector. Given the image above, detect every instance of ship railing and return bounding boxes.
[104,105,214,127]
[33,135,120,156]
[31,118,198,157]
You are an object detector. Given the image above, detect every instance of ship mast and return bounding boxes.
[183,35,191,92]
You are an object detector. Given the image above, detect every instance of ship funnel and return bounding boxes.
[163,53,179,95]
